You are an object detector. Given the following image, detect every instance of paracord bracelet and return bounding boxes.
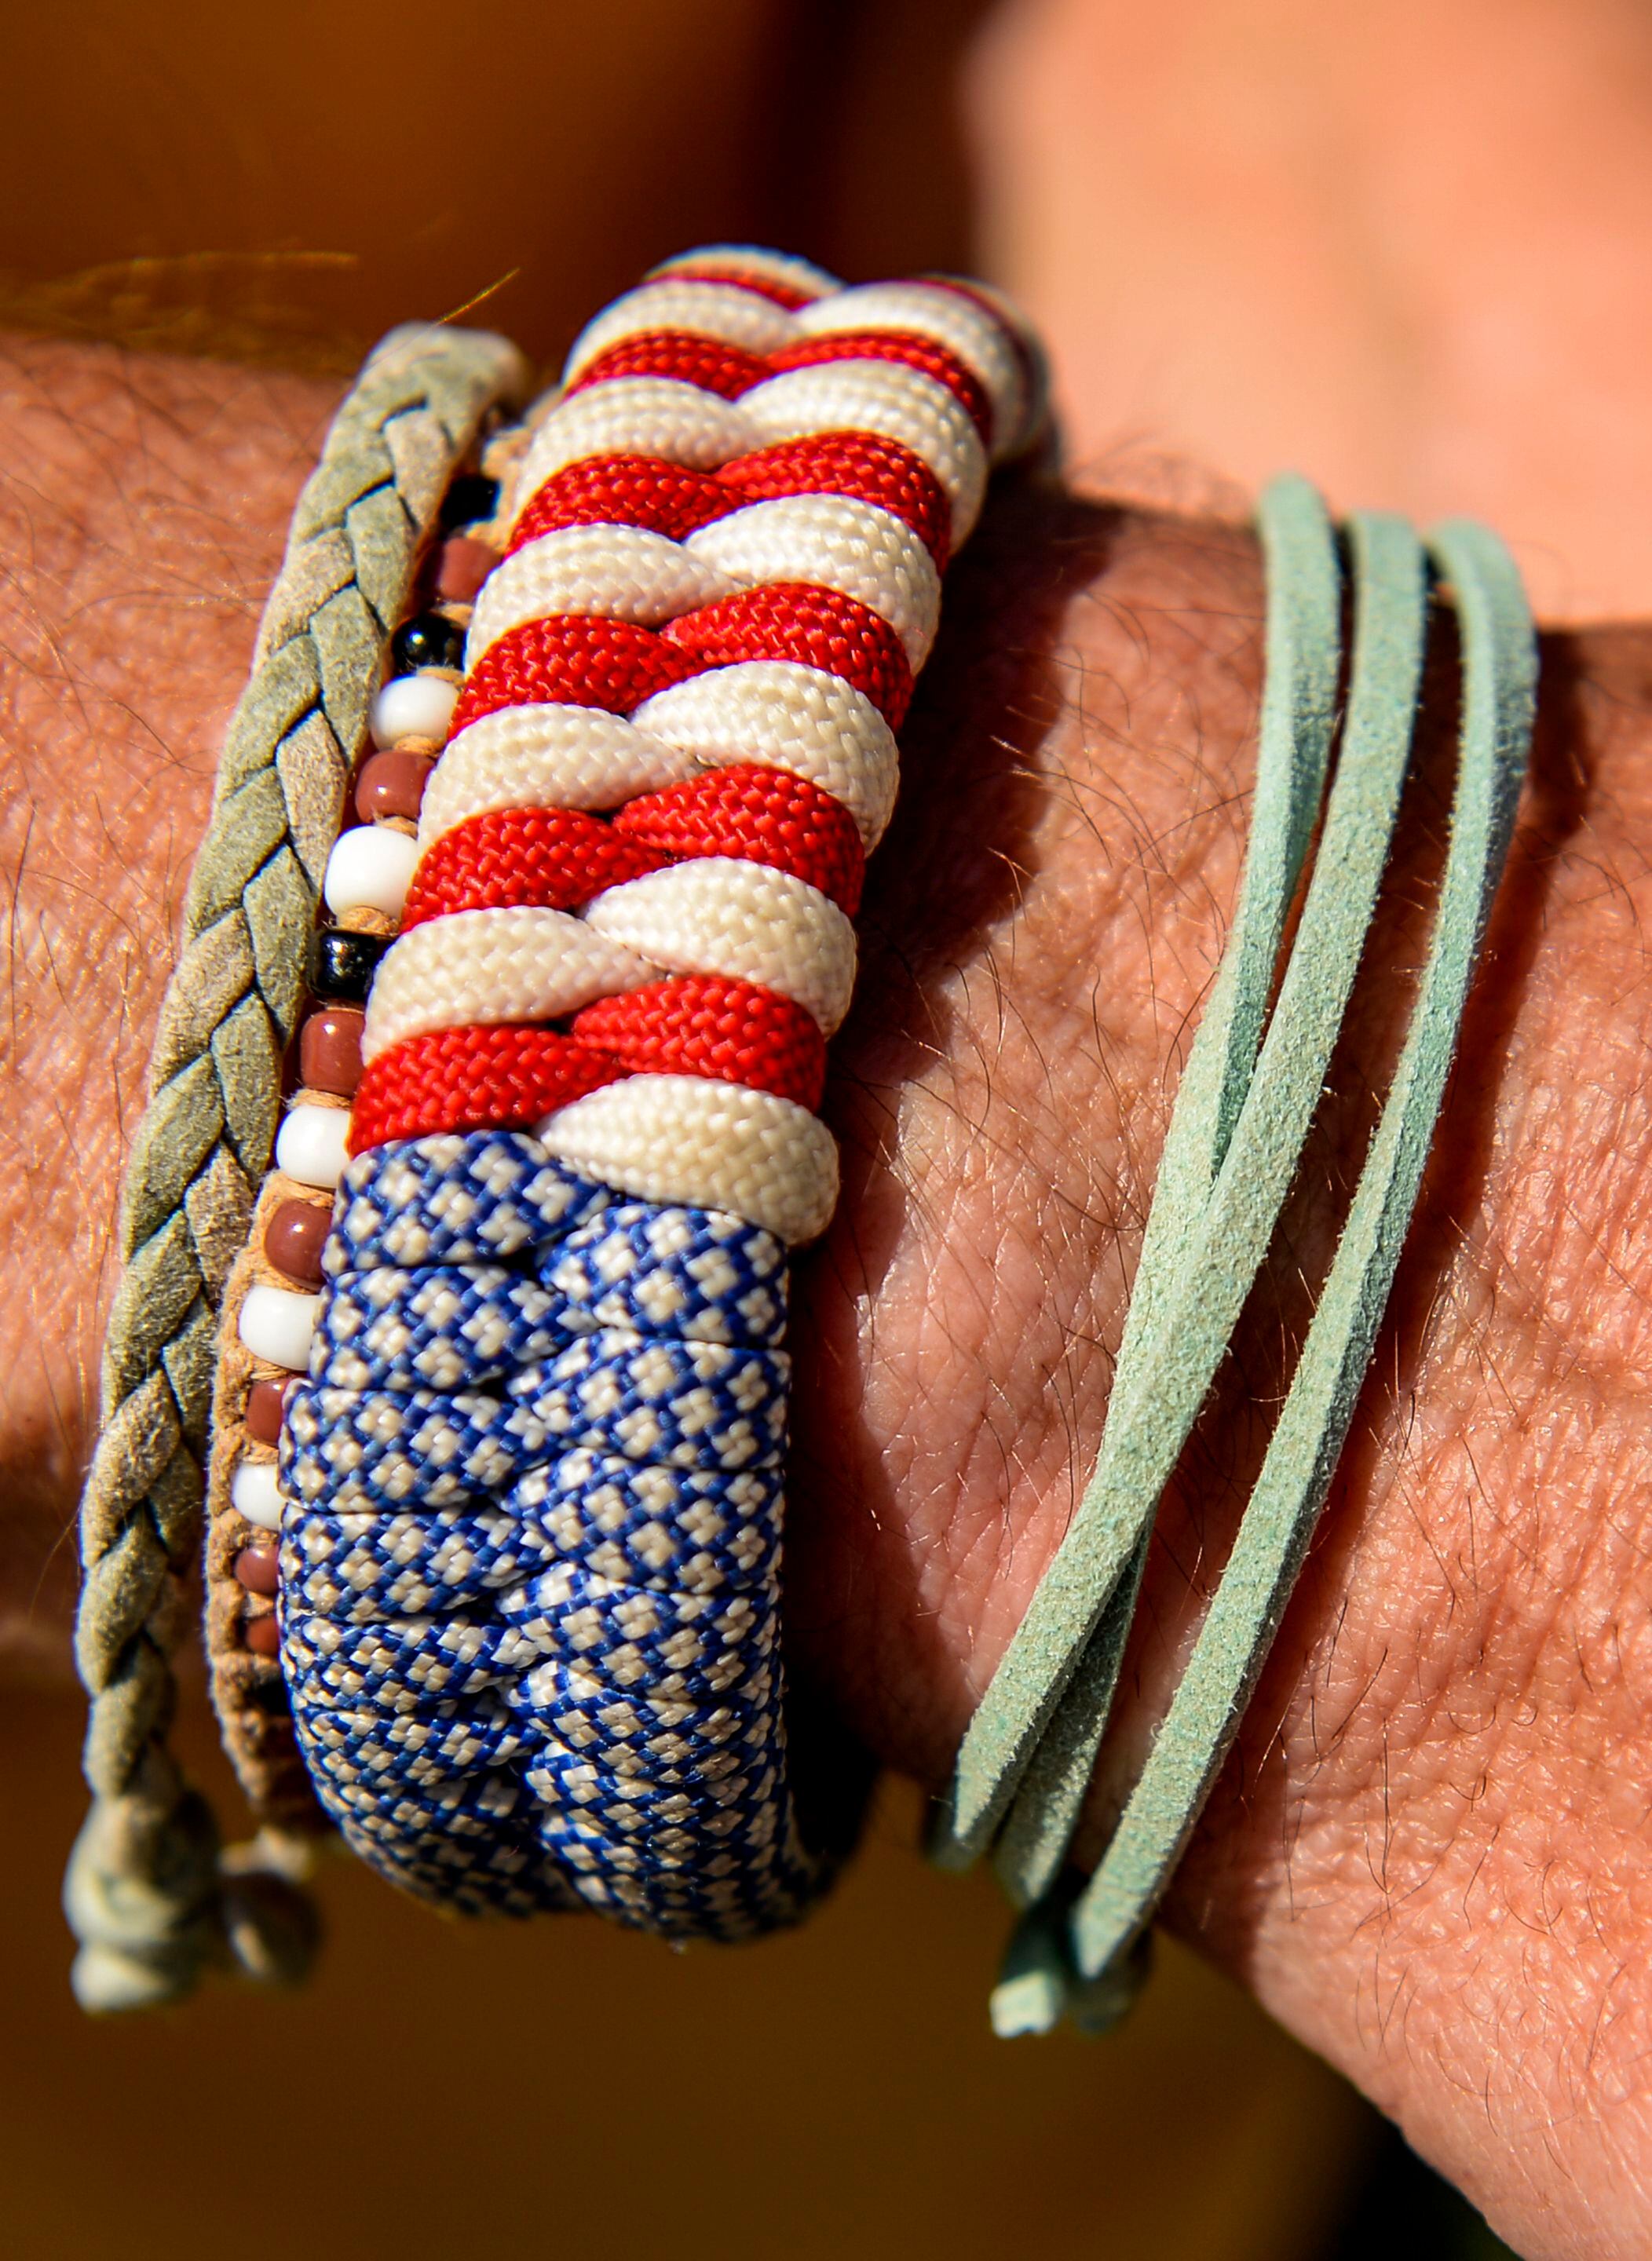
[272,247,1047,1935]
[65,321,530,2011]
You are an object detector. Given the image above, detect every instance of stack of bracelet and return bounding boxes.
[204,454,521,1837]
[265,246,1044,1938]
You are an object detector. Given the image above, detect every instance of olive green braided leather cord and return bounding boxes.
[928,480,1536,2034]
[65,321,529,2014]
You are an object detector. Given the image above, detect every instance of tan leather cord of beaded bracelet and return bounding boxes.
[203,452,518,1843]
[65,322,529,2013]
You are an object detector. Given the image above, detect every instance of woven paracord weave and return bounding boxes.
[66,322,530,2013]
[276,248,1047,1939]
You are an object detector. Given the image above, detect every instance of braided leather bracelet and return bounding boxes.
[258,248,1045,1938]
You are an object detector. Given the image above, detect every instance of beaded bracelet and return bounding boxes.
[204,444,523,1844]
[267,246,1047,1938]
[65,322,530,2011]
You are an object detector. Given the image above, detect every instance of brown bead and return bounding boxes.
[436,533,499,602]
[234,1547,280,1597]
[244,1375,294,1445]
[244,1613,282,1657]
[355,748,435,824]
[298,1003,365,1097]
[265,1197,329,1288]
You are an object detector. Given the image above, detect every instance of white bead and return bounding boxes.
[276,1105,350,1190]
[238,1281,320,1372]
[370,673,459,750]
[232,1459,284,1533]
[323,824,420,919]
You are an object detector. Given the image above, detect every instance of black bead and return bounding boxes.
[245,1672,291,1715]
[308,926,390,1006]
[439,472,500,531]
[390,610,466,676]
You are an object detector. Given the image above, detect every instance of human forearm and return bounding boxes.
[5,337,1651,2256]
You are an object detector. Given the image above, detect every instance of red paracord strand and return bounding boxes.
[511,455,743,548]
[661,584,914,724]
[565,327,989,445]
[614,765,866,915]
[402,809,665,929]
[718,434,952,565]
[451,615,702,732]
[349,1025,624,1151]
[512,433,951,567]
[350,970,827,1150]
[649,262,818,309]
[568,330,771,402]
[572,975,826,1109]
[407,767,864,930]
[764,331,992,442]
[452,585,912,737]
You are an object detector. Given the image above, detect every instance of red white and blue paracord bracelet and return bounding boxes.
[268,247,1044,1937]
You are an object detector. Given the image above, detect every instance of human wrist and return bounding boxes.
[791,481,1652,2256]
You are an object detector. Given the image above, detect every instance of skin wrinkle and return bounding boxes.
[9,342,1652,2255]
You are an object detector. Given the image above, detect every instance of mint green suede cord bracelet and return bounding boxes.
[928,476,1537,2036]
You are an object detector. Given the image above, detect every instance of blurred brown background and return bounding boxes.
[11,1684,1375,2261]
[0,0,989,375]
[4,0,1647,616]
[2,1,1623,2250]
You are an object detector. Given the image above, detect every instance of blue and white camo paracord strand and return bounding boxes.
[281,1138,813,1932]
[271,247,1045,1941]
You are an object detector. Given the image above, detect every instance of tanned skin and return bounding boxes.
[5,336,1652,2259]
